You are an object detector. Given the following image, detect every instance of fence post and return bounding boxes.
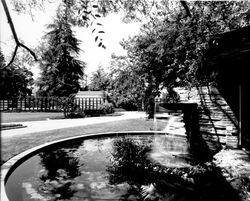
[34,97,36,111]
[35,98,37,111]
[24,97,26,111]
[5,100,8,111]
[54,98,56,111]
[1,100,4,111]
[28,97,30,111]
[7,99,9,110]
[45,97,47,111]
[19,98,22,111]
[52,98,54,111]
[0,100,3,111]
[47,97,49,111]
[77,98,79,108]
[39,98,42,111]
[75,98,77,108]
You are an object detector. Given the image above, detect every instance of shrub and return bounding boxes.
[58,96,85,118]
[66,105,85,118]
[117,99,139,111]
[100,102,114,114]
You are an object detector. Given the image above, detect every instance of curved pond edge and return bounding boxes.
[1,131,186,201]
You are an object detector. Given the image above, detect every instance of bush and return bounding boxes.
[117,99,139,111]
[59,97,85,118]
[100,102,114,114]
[66,106,85,118]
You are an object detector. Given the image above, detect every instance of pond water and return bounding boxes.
[5,133,236,201]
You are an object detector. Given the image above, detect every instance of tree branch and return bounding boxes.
[19,43,38,61]
[180,1,191,17]
[1,0,37,69]
[5,45,19,68]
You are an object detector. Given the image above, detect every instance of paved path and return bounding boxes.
[1,112,147,138]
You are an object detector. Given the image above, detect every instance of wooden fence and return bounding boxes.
[0,97,105,112]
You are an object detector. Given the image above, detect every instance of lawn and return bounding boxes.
[1,112,65,123]
[1,118,166,165]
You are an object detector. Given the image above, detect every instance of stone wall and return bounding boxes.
[175,86,239,150]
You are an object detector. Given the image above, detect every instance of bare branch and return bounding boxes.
[19,43,38,61]
[1,0,37,69]
[1,0,18,42]
[180,1,191,17]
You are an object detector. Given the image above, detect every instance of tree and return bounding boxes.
[108,54,145,110]
[39,146,81,199]
[0,50,34,99]
[88,65,109,91]
[37,1,85,97]
[120,1,250,116]
[1,0,192,67]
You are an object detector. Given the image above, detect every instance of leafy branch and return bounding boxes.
[1,0,192,69]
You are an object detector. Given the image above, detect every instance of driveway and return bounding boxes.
[1,112,147,138]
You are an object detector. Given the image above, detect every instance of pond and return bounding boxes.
[5,133,239,201]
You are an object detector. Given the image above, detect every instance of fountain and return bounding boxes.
[2,131,205,201]
[1,106,238,200]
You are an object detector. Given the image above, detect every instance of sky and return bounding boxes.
[0,1,141,79]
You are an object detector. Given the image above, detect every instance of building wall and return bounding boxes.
[175,86,239,150]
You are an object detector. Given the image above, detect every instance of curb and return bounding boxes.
[1,131,180,201]
[0,125,27,131]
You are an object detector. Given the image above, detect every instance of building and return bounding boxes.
[203,25,250,149]
[75,91,105,99]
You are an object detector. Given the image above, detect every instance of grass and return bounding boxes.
[1,112,65,123]
[1,111,123,123]
[1,118,166,165]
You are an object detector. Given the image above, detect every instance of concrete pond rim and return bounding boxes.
[1,131,186,201]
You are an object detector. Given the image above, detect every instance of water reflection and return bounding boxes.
[107,137,153,186]
[6,134,241,201]
[38,143,81,200]
[106,136,196,200]
[106,136,240,201]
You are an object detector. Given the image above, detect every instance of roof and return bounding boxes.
[203,25,250,83]
[205,25,250,61]
[75,91,104,98]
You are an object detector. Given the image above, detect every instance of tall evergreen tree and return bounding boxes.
[37,1,85,97]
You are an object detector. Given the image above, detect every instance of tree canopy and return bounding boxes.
[2,0,191,67]
[100,1,249,114]
[0,50,33,99]
[88,65,109,91]
[1,0,250,104]
[108,54,145,110]
[122,1,250,96]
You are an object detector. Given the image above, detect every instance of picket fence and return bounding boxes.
[0,97,105,112]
